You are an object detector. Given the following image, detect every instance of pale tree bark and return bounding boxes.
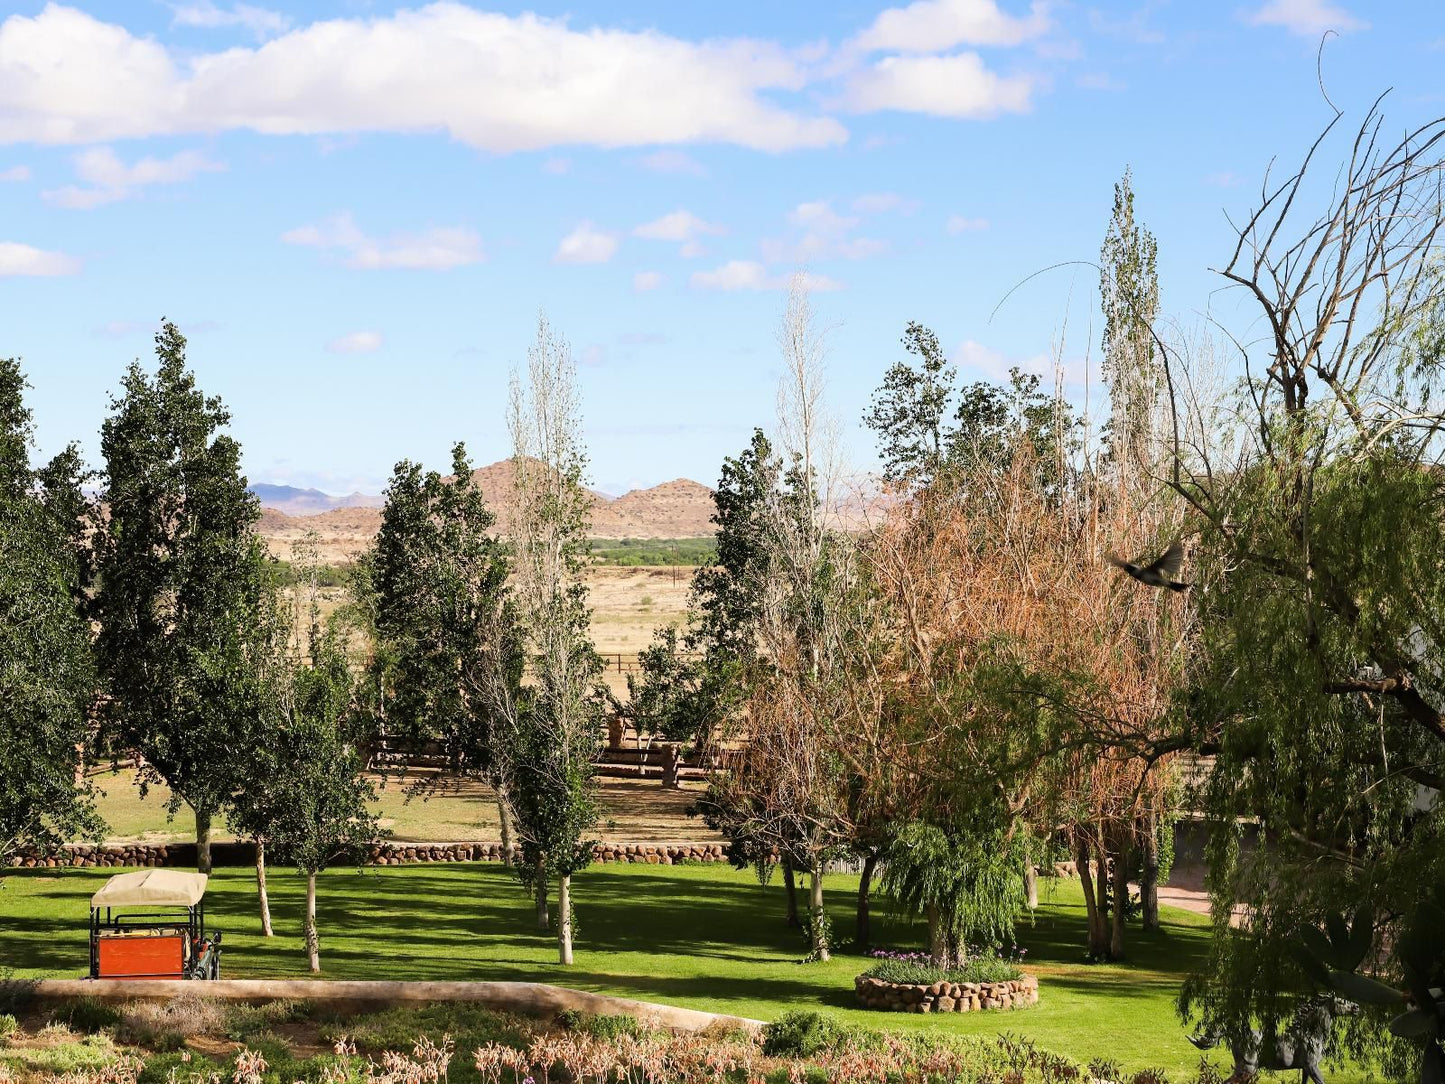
[1077,836,1107,959]
[808,864,829,961]
[557,874,574,965]
[255,840,273,936]
[534,855,550,930]
[1024,864,1039,910]
[926,903,947,969]
[304,872,320,972]
[195,807,213,874]
[496,782,514,868]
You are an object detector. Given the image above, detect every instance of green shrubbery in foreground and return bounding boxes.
[0,1001,1225,1084]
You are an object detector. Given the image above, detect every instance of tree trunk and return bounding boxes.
[495,783,514,869]
[1077,835,1105,960]
[1141,811,1160,932]
[255,840,274,937]
[557,874,574,965]
[534,856,550,930]
[660,744,681,789]
[1110,827,1130,961]
[782,861,800,927]
[304,872,319,973]
[1024,864,1039,910]
[926,903,948,968]
[855,852,878,948]
[808,863,829,962]
[195,808,213,874]
[1094,823,1111,948]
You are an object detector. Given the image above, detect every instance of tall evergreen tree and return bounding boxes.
[92,322,272,873]
[0,359,101,869]
[367,443,523,858]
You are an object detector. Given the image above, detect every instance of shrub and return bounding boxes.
[116,996,225,1045]
[862,950,1022,986]
[761,1011,860,1058]
[224,1000,307,1042]
[0,1015,16,1041]
[555,1010,647,1041]
[136,1051,219,1084]
[50,998,122,1034]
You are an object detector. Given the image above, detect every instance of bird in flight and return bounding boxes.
[1108,540,1190,592]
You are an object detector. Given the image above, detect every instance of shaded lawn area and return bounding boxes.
[0,863,1216,1076]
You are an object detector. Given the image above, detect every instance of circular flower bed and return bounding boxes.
[854,973,1039,1013]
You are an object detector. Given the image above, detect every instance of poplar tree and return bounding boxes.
[0,359,100,869]
[92,322,271,874]
[503,313,605,966]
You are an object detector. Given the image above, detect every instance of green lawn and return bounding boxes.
[0,862,1219,1076]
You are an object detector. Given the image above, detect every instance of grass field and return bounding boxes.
[0,862,1218,1076]
[87,770,714,844]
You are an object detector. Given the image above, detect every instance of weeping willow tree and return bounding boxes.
[881,821,1027,968]
[1162,100,1445,1082]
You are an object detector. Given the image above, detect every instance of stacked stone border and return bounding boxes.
[854,973,1039,1013]
[6,840,733,870]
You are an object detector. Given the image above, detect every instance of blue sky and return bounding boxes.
[1,0,1440,496]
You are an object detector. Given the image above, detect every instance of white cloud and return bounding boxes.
[42,146,224,209]
[762,199,888,263]
[554,222,619,264]
[0,241,82,276]
[633,270,664,292]
[283,212,484,270]
[1245,0,1367,35]
[851,191,918,214]
[0,5,847,151]
[632,210,725,242]
[0,164,28,181]
[171,2,290,40]
[946,214,989,233]
[853,0,1049,52]
[843,52,1034,118]
[692,260,770,291]
[1076,71,1124,92]
[690,260,842,292]
[326,330,383,354]
[639,149,707,176]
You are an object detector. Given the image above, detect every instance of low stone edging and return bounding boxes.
[854,973,1039,1013]
[6,840,732,870]
[26,979,764,1034]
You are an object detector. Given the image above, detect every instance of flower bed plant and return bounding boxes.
[856,947,1037,1014]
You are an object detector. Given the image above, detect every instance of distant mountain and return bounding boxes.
[253,460,718,561]
[248,483,385,517]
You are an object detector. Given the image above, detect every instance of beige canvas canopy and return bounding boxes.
[91,869,208,909]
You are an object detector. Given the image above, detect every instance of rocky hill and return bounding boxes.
[256,460,716,562]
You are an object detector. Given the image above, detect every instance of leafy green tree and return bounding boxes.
[0,359,101,869]
[503,313,605,965]
[92,322,272,873]
[367,443,523,857]
[1160,104,1445,1081]
[237,615,380,972]
[1099,165,1160,481]
[623,428,779,762]
[863,322,956,488]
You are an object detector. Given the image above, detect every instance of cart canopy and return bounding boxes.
[91,870,208,909]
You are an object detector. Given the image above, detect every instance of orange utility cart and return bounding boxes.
[88,870,221,980]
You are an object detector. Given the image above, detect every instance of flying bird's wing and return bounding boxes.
[1147,540,1184,579]
[1105,554,1131,571]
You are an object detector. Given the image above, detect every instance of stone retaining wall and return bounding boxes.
[6,840,732,870]
[854,973,1039,1013]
